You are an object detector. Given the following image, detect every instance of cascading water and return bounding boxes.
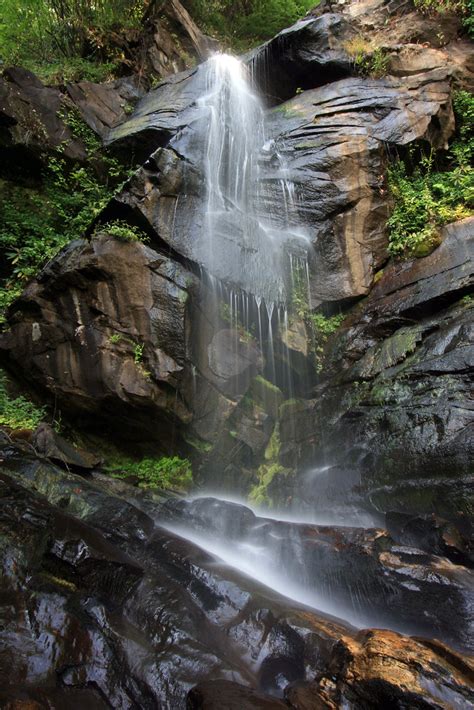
[199,53,303,304]
[196,53,312,396]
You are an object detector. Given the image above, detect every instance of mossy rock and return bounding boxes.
[249,462,294,508]
[248,375,284,419]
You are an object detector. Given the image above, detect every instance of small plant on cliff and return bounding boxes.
[109,456,193,492]
[387,90,474,256]
[95,220,148,243]
[0,371,46,430]
[344,38,390,78]
[133,342,144,364]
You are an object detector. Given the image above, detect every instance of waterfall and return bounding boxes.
[198,53,307,306]
[195,53,312,401]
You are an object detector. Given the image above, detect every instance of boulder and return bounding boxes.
[2,412,474,707]
[0,445,352,705]
[65,76,146,139]
[264,70,453,303]
[248,14,355,103]
[187,680,288,709]
[107,60,453,305]
[285,629,474,709]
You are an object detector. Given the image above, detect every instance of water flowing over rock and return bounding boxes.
[162,496,474,653]
[1,442,474,708]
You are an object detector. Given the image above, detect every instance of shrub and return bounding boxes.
[24,58,119,85]
[413,0,474,38]
[95,220,148,243]
[0,371,46,430]
[0,113,133,322]
[0,0,146,69]
[109,456,193,492]
[344,38,390,78]
[182,0,317,46]
[387,91,474,256]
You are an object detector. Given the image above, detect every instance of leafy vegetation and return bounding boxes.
[0,0,146,80]
[0,111,132,322]
[95,220,148,243]
[0,0,321,78]
[108,456,193,492]
[0,371,46,430]
[344,38,390,78]
[183,0,317,47]
[413,0,474,38]
[387,90,474,256]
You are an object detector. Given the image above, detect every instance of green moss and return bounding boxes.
[40,573,77,592]
[273,104,306,119]
[184,434,213,454]
[248,376,284,418]
[279,398,304,417]
[264,424,281,461]
[249,462,292,507]
[371,327,423,374]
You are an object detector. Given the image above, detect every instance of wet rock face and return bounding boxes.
[285,630,474,710]
[0,234,265,447]
[0,443,350,706]
[298,218,474,525]
[263,70,453,304]
[0,235,193,443]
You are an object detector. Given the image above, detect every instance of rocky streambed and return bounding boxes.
[1,438,473,709]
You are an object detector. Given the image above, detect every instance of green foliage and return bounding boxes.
[183,0,317,46]
[387,91,474,256]
[109,456,193,492]
[25,58,119,85]
[344,39,390,78]
[133,342,144,364]
[413,0,474,38]
[95,220,148,243]
[0,112,132,322]
[0,371,46,430]
[0,0,147,73]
